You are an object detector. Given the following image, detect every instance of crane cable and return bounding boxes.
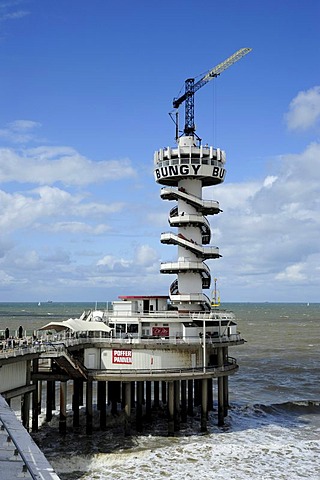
[211,80,217,148]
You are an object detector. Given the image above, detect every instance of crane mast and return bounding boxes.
[173,47,252,139]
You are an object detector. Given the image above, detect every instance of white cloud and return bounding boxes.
[31,185,125,217]
[8,120,41,131]
[285,86,320,131]
[0,186,125,233]
[0,270,15,286]
[0,120,41,143]
[2,86,320,301]
[275,263,307,282]
[97,255,131,270]
[205,181,261,213]
[0,10,29,22]
[135,244,158,266]
[43,249,71,265]
[0,145,136,185]
[96,244,159,272]
[2,135,319,302]
[13,250,42,270]
[46,222,110,235]
[209,140,320,299]
[263,175,277,188]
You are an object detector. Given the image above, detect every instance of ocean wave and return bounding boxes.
[228,400,320,427]
[31,400,320,480]
[47,425,320,480]
[254,400,320,416]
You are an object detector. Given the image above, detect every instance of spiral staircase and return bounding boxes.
[154,135,226,312]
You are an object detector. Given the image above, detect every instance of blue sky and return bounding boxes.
[1,0,320,303]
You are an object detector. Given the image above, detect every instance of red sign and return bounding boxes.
[152,326,169,337]
[112,349,132,364]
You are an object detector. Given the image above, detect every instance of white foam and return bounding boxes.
[46,416,320,480]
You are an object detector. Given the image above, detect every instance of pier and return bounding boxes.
[0,323,243,438]
[0,47,251,468]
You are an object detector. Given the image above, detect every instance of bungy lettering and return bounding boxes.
[155,165,225,179]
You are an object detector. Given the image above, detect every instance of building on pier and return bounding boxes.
[0,48,251,439]
[0,129,245,435]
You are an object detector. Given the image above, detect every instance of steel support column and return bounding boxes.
[72,379,81,428]
[181,380,187,422]
[136,381,144,432]
[124,382,131,436]
[187,379,194,416]
[174,380,180,431]
[168,381,174,436]
[59,381,67,435]
[217,348,224,426]
[201,378,208,432]
[86,380,93,435]
[98,381,107,430]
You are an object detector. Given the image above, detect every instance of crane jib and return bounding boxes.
[171,47,252,137]
[173,48,251,109]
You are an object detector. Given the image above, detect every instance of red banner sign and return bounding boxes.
[152,326,169,337]
[112,349,132,364]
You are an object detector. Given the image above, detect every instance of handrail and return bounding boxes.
[0,334,244,362]
[38,342,88,377]
[160,186,221,213]
[0,396,60,479]
[90,359,238,378]
[160,231,220,258]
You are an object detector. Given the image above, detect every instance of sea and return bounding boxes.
[0,302,319,480]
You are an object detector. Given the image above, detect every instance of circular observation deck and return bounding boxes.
[154,137,227,187]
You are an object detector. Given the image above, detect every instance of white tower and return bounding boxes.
[154,48,251,313]
[154,135,225,312]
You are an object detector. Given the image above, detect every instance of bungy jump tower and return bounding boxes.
[18,48,252,440]
[156,47,251,316]
[156,140,225,312]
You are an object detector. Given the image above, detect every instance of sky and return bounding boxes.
[0,0,320,303]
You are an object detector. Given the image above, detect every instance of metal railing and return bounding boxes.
[0,333,244,361]
[0,395,60,479]
[91,357,238,379]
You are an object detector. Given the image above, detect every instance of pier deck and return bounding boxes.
[0,395,60,480]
